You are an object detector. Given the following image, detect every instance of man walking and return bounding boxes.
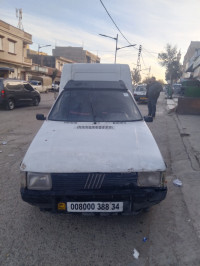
[146,77,162,118]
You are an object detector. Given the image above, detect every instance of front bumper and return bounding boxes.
[21,187,167,214]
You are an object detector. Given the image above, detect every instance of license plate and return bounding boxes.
[67,202,123,212]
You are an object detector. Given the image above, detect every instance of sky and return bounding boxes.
[1,0,200,81]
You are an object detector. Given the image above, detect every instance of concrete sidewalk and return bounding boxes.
[166,96,200,238]
[167,96,200,168]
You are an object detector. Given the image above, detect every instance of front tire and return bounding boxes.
[6,98,15,110]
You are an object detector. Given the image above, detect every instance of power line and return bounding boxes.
[99,0,133,46]
[142,47,158,59]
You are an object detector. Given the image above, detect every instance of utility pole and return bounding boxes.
[99,34,118,63]
[132,45,142,84]
[37,44,51,73]
[136,45,142,73]
[148,66,151,77]
[114,34,118,64]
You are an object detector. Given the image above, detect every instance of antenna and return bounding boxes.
[16,8,24,31]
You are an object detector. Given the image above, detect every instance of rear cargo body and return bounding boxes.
[59,64,133,94]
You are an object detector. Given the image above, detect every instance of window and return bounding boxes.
[136,86,146,92]
[8,40,15,54]
[24,83,34,91]
[0,37,3,50]
[49,89,142,122]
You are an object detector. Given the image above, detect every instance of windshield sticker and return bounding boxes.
[123,93,128,97]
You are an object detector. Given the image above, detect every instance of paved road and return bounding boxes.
[0,92,200,266]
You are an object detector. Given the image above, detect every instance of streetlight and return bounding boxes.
[99,34,136,63]
[117,44,136,51]
[99,34,118,63]
[38,44,51,72]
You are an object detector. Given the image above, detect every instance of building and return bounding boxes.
[27,49,74,72]
[27,50,75,82]
[0,19,32,79]
[52,47,100,64]
[182,41,200,79]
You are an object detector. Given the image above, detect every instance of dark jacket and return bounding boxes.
[148,81,162,100]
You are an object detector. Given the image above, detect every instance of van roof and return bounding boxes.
[63,80,127,90]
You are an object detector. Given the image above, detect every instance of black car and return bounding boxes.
[0,78,41,110]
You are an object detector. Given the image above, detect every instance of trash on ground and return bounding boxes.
[143,237,148,242]
[8,154,14,157]
[2,141,7,145]
[180,132,190,137]
[133,248,139,259]
[173,179,182,187]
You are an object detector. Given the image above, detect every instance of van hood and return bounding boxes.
[21,121,166,173]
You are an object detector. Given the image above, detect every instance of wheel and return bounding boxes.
[6,98,15,110]
[33,97,39,106]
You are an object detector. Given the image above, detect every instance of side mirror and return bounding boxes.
[144,116,153,122]
[36,114,46,120]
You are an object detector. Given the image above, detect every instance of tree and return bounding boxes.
[158,44,182,84]
[157,79,165,85]
[131,68,141,84]
[142,77,164,85]
[142,76,152,84]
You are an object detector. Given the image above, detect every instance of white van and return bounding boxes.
[20,64,167,214]
[29,76,52,93]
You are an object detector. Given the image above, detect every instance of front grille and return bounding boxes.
[51,172,138,192]
[84,173,105,189]
[77,126,113,130]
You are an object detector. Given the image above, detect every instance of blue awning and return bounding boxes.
[0,67,14,72]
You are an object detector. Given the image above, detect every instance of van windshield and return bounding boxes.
[48,89,142,122]
[30,80,40,85]
[136,86,146,91]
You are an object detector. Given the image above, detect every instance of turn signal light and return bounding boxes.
[57,202,66,211]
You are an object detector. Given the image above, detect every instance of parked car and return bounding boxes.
[52,83,59,92]
[20,64,167,214]
[133,85,148,103]
[0,78,40,110]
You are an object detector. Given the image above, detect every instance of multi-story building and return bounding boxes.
[27,50,75,82]
[0,20,32,79]
[182,41,200,79]
[52,47,100,64]
[27,49,74,72]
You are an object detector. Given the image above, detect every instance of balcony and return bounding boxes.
[31,65,48,73]
[24,57,32,65]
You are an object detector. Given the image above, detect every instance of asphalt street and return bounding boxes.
[0,92,200,266]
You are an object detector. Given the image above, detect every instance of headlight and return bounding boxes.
[27,172,52,190]
[137,172,166,187]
